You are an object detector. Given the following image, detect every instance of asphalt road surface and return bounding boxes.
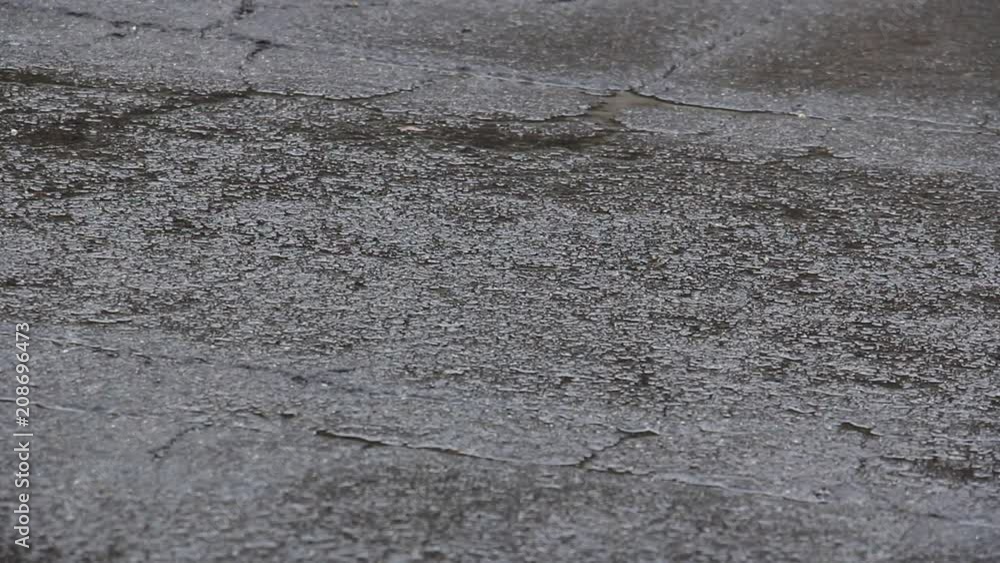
[1,1,999,561]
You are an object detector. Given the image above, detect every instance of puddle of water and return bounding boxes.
[585,91,666,128]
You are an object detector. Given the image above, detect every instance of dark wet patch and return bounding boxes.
[882,454,996,484]
[0,68,80,88]
[909,457,989,482]
[247,39,276,60]
[17,120,92,147]
[235,0,256,19]
[11,92,244,151]
[583,91,665,127]
[721,0,1000,101]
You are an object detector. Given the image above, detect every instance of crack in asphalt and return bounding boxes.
[311,426,839,505]
[49,0,256,38]
[644,5,786,92]
[0,396,88,414]
[40,392,988,521]
[238,39,280,89]
[313,424,1000,518]
[198,19,226,39]
[59,8,198,36]
[0,67,830,156]
[576,427,659,470]
[335,81,431,108]
[330,1,390,9]
[313,425,659,475]
[573,88,820,130]
[149,424,209,461]
[0,67,419,109]
[3,62,991,139]
[15,338,998,531]
[5,3,995,137]
[132,413,1000,529]
[236,82,425,105]
[626,89,826,121]
[0,9,738,125]
[976,112,1000,135]
[200,0,257,38]
[863,112,1000,135]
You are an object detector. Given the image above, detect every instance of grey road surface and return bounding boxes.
[1,0,999,561]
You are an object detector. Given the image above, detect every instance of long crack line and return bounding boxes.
[311,427,833,505]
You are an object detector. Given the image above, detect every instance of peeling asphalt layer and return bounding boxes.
[1,0,999,561]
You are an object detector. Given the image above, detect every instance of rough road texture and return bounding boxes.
[0,0,998,561]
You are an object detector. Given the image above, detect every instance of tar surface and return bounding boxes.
[0,1,998,562]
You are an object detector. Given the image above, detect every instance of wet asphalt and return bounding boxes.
[1,1,999,561]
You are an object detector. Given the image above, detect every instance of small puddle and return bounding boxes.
[585,91,667,128]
